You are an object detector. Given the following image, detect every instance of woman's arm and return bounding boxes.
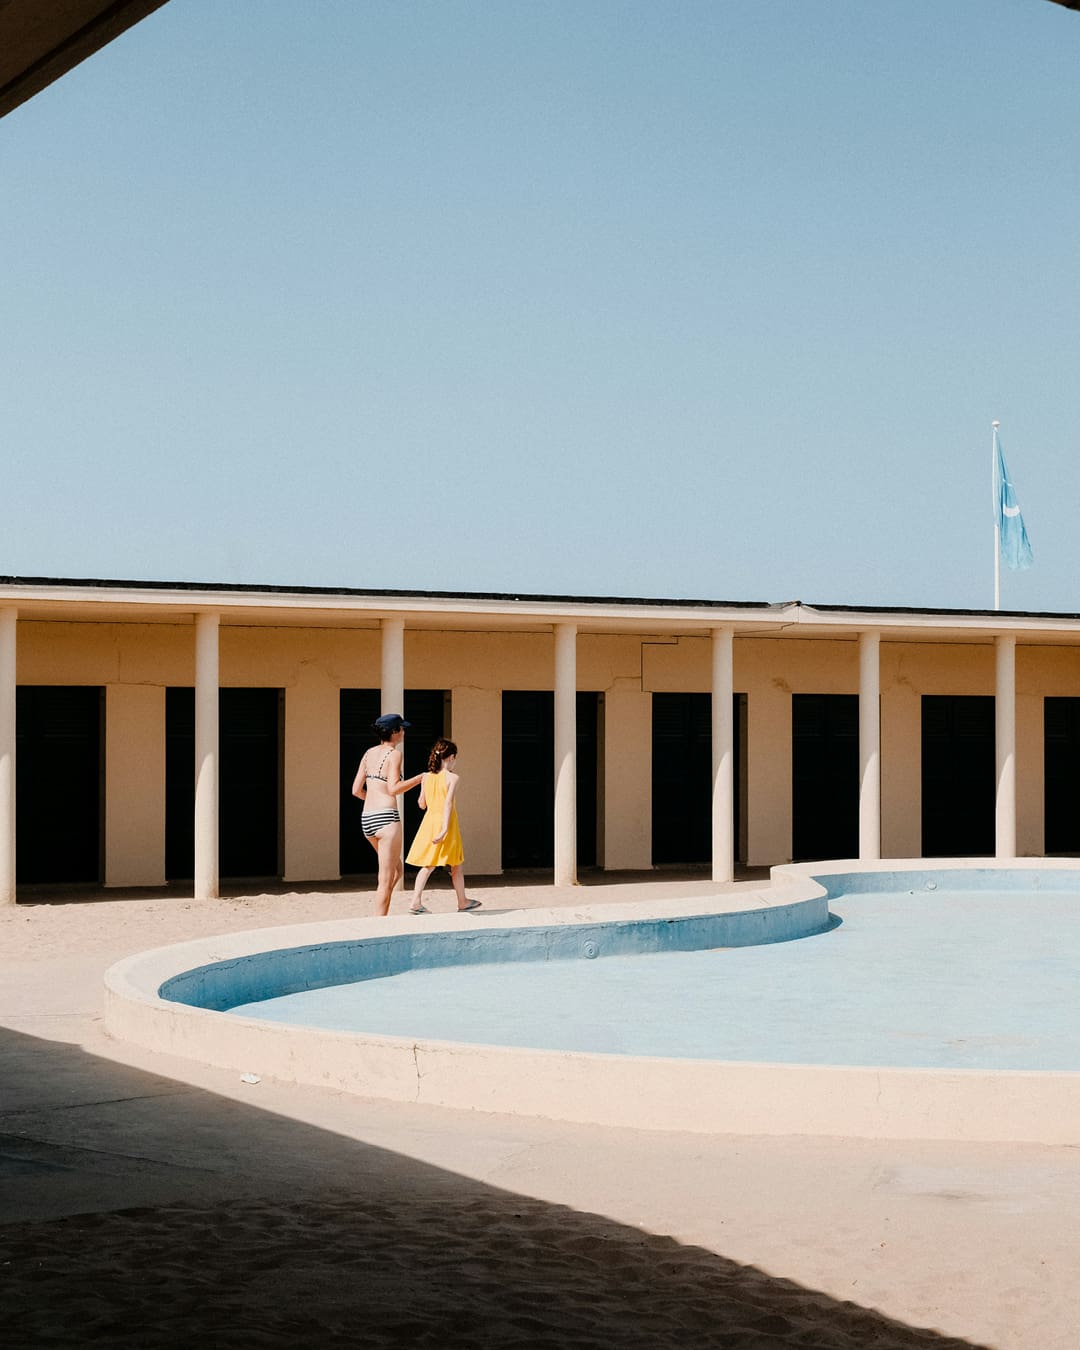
[350,754,368,800]
[433,774,459,843]
[386,749,424,798]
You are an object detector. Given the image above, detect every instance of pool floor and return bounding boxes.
[228,890,1080,1071]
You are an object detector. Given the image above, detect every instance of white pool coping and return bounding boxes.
[103,859,1080,1145]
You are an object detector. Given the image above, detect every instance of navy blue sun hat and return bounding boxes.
[374,713,410,733]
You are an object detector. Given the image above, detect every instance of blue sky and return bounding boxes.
[3,0,1079,610]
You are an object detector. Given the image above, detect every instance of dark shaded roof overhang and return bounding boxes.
[0,0,170,120]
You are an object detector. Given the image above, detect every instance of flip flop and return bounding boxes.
[458,899,482,912]
[408,904,429,914]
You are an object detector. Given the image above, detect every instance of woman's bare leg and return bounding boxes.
[373,824,402,916]
[410,865,436,911]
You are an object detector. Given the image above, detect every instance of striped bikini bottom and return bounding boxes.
[361,808,399,838]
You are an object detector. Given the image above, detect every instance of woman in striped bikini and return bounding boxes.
[351,713,424,916]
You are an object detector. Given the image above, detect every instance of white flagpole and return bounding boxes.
[992,420,1001,611]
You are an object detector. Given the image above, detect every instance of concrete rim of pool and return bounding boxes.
[103,860,1080,1146]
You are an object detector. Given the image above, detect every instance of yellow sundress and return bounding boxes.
[406,770,464,868]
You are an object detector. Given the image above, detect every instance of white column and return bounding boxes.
[194,612,220,902]
[711,627,734,883]
[381,617,406,891]
[554,622,577,886]
[859,631,881,861]
[0,609,16,906]
[996,634,1017,859]
[380,617,405,716]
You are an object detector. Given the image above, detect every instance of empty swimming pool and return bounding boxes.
[104,864,1080,1143]
[226,884,1080,1072]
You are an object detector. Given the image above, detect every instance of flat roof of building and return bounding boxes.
[3,574,1080,645]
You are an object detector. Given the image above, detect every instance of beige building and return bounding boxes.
[2,577,1080,904]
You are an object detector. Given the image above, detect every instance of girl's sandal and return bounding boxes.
[408,903,429,914]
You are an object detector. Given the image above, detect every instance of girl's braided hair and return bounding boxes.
[427,738,458,773]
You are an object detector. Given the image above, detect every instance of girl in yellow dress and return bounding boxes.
[406,738,481,914]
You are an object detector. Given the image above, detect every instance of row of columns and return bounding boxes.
[0,610,1023,905]
[192,613,409,900]
[544,625,1020,885]
[553,624,738,886]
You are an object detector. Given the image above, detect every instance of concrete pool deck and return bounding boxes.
[4,870,1080,1347]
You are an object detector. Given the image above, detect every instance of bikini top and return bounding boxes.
[364,747,395,783]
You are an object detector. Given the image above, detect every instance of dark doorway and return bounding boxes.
[792,694,859,862]
[921,695,995,857]
[339,689,450,876]
[1044,697,1080,854]
[501,691,599,869]
[651,692,745,866]
[166,688,283,881]
[16,686,102,883]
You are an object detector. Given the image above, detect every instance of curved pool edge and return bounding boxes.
[103,862,1080,1146]
[105,876,824,1016]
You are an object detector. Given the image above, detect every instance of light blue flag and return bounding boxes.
[994,432,1034,571]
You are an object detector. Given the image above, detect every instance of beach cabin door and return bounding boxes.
[16,686,103,883]
[791,694,859,862]
[921,695,995,857]
[1044,697,1080,854]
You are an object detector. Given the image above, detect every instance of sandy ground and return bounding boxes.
[2,873,1079,1349]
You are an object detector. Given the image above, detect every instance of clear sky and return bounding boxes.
[3,0,1079,611]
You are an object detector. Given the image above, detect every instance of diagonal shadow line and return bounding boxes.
[0,1024,988,1350]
